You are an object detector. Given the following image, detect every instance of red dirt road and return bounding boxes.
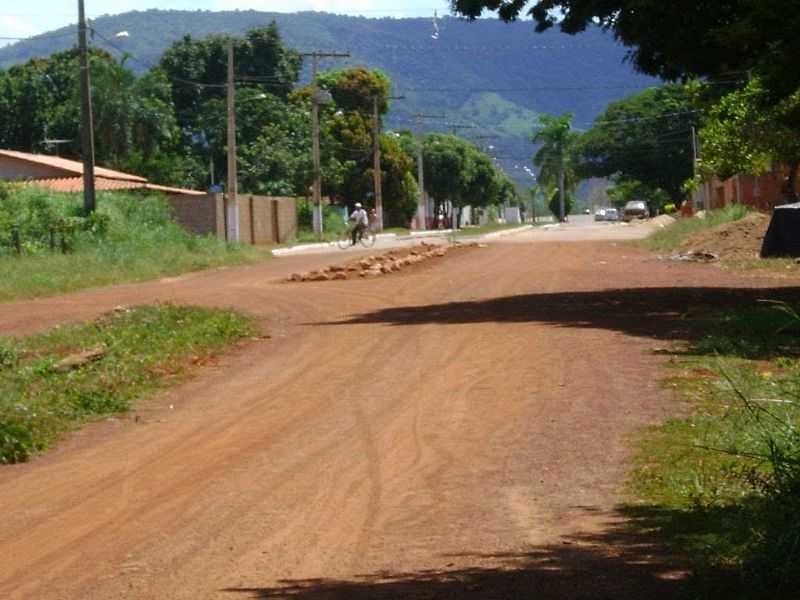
[2,239,798,599]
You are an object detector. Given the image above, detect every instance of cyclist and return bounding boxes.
[350,202,369,246]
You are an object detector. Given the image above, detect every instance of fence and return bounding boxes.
[166,193,297,244]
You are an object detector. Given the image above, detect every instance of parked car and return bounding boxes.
[623,200,650,221]
[594,208,607,221]
[604,207,619,221]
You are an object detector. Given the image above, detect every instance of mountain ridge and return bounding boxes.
[0,10,659,184]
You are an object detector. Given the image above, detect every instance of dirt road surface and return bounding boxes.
[2,229,798,600]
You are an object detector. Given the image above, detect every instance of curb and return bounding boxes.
[478,225,534,238]
[271,232,398,257]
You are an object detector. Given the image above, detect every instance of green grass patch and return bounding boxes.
[0,188,271,302]
[629,301,800,598]
[0,304,254,464]
[642,204,751,253]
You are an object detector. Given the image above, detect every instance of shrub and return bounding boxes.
[548,189,574,219]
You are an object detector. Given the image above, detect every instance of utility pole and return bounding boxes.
[226,43,239,242]
[691,125,705,210]
[78,0,96,214]
[558,163,566,223]
[413,113,446,230]
[371,94,404,232]
[301,51,349,238]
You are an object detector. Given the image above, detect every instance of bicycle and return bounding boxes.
[336,224,376,249]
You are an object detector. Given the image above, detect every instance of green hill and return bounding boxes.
[0,10,659,186]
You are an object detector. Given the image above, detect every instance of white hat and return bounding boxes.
[355,202,362,208]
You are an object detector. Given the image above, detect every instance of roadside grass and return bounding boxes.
[642,204,750,253]
[0,304,254,464]
[628,301,800,598]
[0,188,271,302]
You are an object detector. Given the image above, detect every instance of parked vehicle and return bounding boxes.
[604,208,619,221]
[594,208,607,221]
[623,200,650,221]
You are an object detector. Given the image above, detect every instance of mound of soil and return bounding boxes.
[287,242,479,282]
[679,213,770,261]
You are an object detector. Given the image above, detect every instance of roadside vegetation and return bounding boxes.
[0,186,269,301]
[0,304,254,464]
[629,301,800,598]
[642,205,751,253]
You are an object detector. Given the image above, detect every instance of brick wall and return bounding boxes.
[166,193,222,237]
[170,193,297,244]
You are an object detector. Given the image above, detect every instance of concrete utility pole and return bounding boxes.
[371,94,404,232]
[691,125,706,210]
[301,51,350,237]
[413,113,446,230]
[558,162,566,223]
[226,43,239,242]
[78,0,96,214]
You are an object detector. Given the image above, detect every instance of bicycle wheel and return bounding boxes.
[336,231,353,250]
[359,230,376,248]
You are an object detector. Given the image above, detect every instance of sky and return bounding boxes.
[0,1,450,43]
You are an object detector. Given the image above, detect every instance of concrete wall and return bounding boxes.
[167,193,296,244]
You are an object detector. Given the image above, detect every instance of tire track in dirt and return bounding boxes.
[5,238,799,599]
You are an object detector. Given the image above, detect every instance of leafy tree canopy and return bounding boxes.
[159,21,301,130]
[574,84,696,203]
[452,0,800,99]
[698,78,800,198]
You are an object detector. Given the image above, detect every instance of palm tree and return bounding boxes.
[532,113,579,222]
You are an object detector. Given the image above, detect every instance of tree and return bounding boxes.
[698,78,800,200]
[159,22,301,131]
[575,84,696,205]
[548,187,573,219]
[0,49,183,184]
[451,1,800,101]
[532,113,578,222]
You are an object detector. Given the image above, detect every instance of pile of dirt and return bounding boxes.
[287,242,480,282]
[679,212,770,261]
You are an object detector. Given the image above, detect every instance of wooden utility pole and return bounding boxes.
[371,94,404,232]
[78,0,96,214]
[413,113,446,230]
[226,43,239,242]
[301,51,350,237]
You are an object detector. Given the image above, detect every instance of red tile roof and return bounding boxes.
[0,149,147,182]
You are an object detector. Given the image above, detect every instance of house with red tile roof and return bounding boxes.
[0,149,205,197]
[0,149,297,244]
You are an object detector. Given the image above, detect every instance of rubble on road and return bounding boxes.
[287,242,479,283]
[666,250,720,263]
